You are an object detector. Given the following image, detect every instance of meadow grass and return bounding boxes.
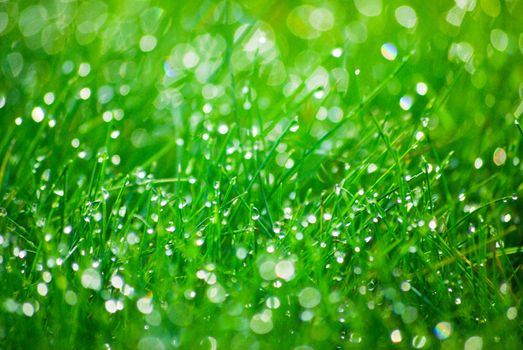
[0,0,522,349]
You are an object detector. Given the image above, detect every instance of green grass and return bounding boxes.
[1,0,522,349]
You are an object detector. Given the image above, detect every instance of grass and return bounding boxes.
[1,0,522,349]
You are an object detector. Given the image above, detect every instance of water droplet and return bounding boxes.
[251,208,260,221]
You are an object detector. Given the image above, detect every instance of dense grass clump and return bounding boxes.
[1,0,522,349]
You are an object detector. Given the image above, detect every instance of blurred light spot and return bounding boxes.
[367,163,378,174]
[37,283,48,296]
[464,336,483,350]
[480,0,500,17]
[345,21,368,43]
[65,291,77,305]
[448,42,473,62]
[507,306,518,320]
[331,47,343,58]
[183,51,199,69]
[250,310,273,334]
[381,43,397,61]
[493,147,506,166]
[354,0,382,17]
[79,87,91,100]
[206,284,226,303]
[275,260,295,281]
[287,5,319,40]
[22,303,35,317]
[19,5,48,37]
[137,296,153,314]
[140,35,157,52]
[446,6,466,26]
[390,329,402,343]
[217,124,229,135]
[395,6,417,29]
[44,92,55,105]
[31,107,45,123]
[0,12,8,34]
[78,63,91,77]
[309,8,334,31]
[81,268,102,291]
[412,335,427,348]
[490,29,508,52]
[400,95,413,110]
[416,82,428,95]
[433,321,452,340]
[298,287,321,308]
